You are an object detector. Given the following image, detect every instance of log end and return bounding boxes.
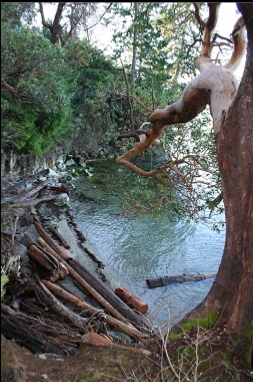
[115,287,148,314]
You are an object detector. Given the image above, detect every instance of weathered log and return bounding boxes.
[27,244,68,282]
[35,279,89,331]
[69,259,149,330]
[34,221,72,261]
[37,237,135,327]
[43,280,148,340]
[13,179,51,203]
[146,273,217,288]
[28,245,56,278]
[49,226,70,249]
[115,287,148,314]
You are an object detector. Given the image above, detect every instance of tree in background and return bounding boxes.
[38,2,98,45]
[1,2,118,156]
[1,15,75,154]
[116,2,253,365]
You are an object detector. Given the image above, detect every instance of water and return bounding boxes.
[70,158,225,329]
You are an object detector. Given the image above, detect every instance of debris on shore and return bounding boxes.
[1,170,152,357]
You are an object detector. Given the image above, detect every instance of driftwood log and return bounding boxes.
[115,287,148,314]
[1,304,54,354]
[1,303,81,354]
[146,273,217,288]
[34,279,89,331]
[43,280,148,340]
[27,244,68,282]
[34,221,72,261]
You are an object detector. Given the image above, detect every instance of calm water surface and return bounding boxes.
[70,158,225,328]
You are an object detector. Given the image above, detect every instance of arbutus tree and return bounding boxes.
[116,2,253,365]
[38,2,99,45]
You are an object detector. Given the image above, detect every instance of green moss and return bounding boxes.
[168,309,219,340]
[167,332,183,341]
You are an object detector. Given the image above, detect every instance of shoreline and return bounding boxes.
[1,168,117,305]
[1,168,152,354]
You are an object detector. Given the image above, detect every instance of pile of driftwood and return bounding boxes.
[31,220,150,336]
[1,176,152,356]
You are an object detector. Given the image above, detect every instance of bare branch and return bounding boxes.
[39,2,52,30]
[84,3,113,31]
[193,2,206,28]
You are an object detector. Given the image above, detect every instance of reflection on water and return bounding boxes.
[71,159,225,328]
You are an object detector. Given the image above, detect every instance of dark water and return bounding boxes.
[70,158,225,329]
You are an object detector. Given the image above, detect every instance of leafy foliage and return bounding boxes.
[1,19,76,154]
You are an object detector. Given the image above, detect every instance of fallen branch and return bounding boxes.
[81,332,151,356]
[47,186,69,195]
[13,180,51,203]
[12,194,59,208]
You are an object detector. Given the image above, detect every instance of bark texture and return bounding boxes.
[187,3,253,334]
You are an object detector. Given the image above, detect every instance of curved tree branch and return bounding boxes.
[116,5,245,216]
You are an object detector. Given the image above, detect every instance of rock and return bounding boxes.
[65,159,76,167]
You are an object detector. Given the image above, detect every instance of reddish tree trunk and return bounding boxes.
[184,3,253,336]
